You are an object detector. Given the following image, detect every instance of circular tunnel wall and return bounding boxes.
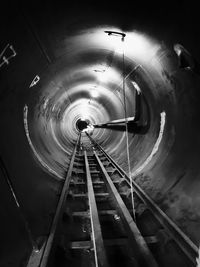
[1,3,200,266]
[25,27,200,245]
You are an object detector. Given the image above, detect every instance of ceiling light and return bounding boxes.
[104,30,126,54]
[94,69,105,73]
[104,30,126,41]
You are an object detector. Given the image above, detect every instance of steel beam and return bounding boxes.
[84,151,109,267]
[27,135,80,267]
[91,137,198,265]
[94,150,158,267]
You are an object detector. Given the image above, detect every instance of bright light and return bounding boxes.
[64,27,160,64]
[104,30,125,54]
[82,124,94,133]
[97,72,107,82]
[93,67,120,83]
[79,103,91,118]
[104,29,160,61]
[109,35,125,54]
[125,32,160,61]
[90,90,99,98]
[94,69,106,82]
[115,40,124,54]
[132,81,141,93]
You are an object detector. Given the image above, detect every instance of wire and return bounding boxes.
[122,38,136,222]
[0,156,39,252]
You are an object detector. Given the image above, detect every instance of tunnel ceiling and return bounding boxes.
[11,0,200,180]
[23,21,165,179]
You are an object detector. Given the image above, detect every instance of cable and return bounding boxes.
[0,156,39,252]
[122,37,136,222]
[104,30,136,221]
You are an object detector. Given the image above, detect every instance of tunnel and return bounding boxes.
[1,1,200,267]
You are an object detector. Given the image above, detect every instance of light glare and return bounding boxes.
[90,90,99,98]
[132,81,141,93]
[94,67,120,83]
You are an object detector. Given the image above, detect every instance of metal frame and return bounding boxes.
[84,150,109,267]
[90,136,198,265]
[94,150,158,267]
[27,135,80,267]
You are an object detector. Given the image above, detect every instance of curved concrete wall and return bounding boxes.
[1,2,200,266]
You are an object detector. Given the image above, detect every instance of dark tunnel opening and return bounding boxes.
[76,119,89,132]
